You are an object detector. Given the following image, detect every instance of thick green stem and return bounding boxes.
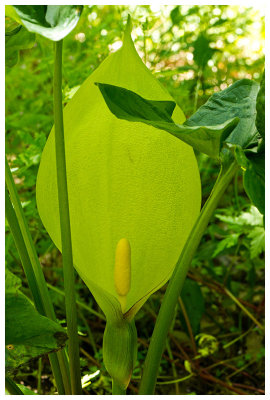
[112,380,126,395]
[139,161,239,395]
[5,158,71,395]
[53,39,82,395]
[5,377,24,395]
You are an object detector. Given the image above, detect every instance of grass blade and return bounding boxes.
[5,157,71,395]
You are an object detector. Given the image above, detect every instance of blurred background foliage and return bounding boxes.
[5,5,265,395]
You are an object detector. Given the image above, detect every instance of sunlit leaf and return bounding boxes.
[248,227,265,259]
[36,17,201,322]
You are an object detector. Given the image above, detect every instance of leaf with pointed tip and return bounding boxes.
[36,17,201,322]
[5,5,83,41]
[96,82,239,159]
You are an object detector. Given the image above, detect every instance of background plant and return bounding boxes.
[5,5,264,395]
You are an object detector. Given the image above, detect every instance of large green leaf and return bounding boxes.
[96,82,239,158]
[5,269,67,375]
[186,79,259,149]
[36,17,201,322]
[97,79,259,159]
[5,5,83,41]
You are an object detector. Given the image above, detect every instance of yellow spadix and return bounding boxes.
[114,238,131,313]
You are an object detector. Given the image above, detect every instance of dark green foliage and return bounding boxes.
[5,270,68,375]
[234,146,265,215]
[256,70,265,139]
[193,33,217,70]
[179,279,205,335]
[186,80,259,149]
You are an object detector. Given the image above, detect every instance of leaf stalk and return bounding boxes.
[53,39,82,395]
[139,161,239,394]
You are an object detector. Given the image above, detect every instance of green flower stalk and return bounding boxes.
[36,17,201,388]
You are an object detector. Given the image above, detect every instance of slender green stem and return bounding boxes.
[5,186,43,313]
[79,309,98,354]
[139,161,239,395]
[193,69,202,114]
[5,377,24,395]
[234,169,240,210]
[112,380,126,395]
[5,158,71,395]
[224,288,263,330]
[47,282,105,320]
[53,39,82,395]
[223,326,253,349]
[156,373,193,385]
[37,357,42,394]
[166,340,179,394]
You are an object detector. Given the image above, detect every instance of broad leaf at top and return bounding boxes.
[5,5,83,41]
[97,79,259,159]
[36,17,201,322]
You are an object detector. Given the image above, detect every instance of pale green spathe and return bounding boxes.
[36,19,201,321]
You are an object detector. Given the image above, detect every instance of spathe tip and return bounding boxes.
[124,14,132,39]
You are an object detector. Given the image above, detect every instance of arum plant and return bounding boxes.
[36,15,201,393]
[36,14,264,393]
[6,6,264,395]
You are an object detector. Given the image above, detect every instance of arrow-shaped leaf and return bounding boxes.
[96,82,239,158]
